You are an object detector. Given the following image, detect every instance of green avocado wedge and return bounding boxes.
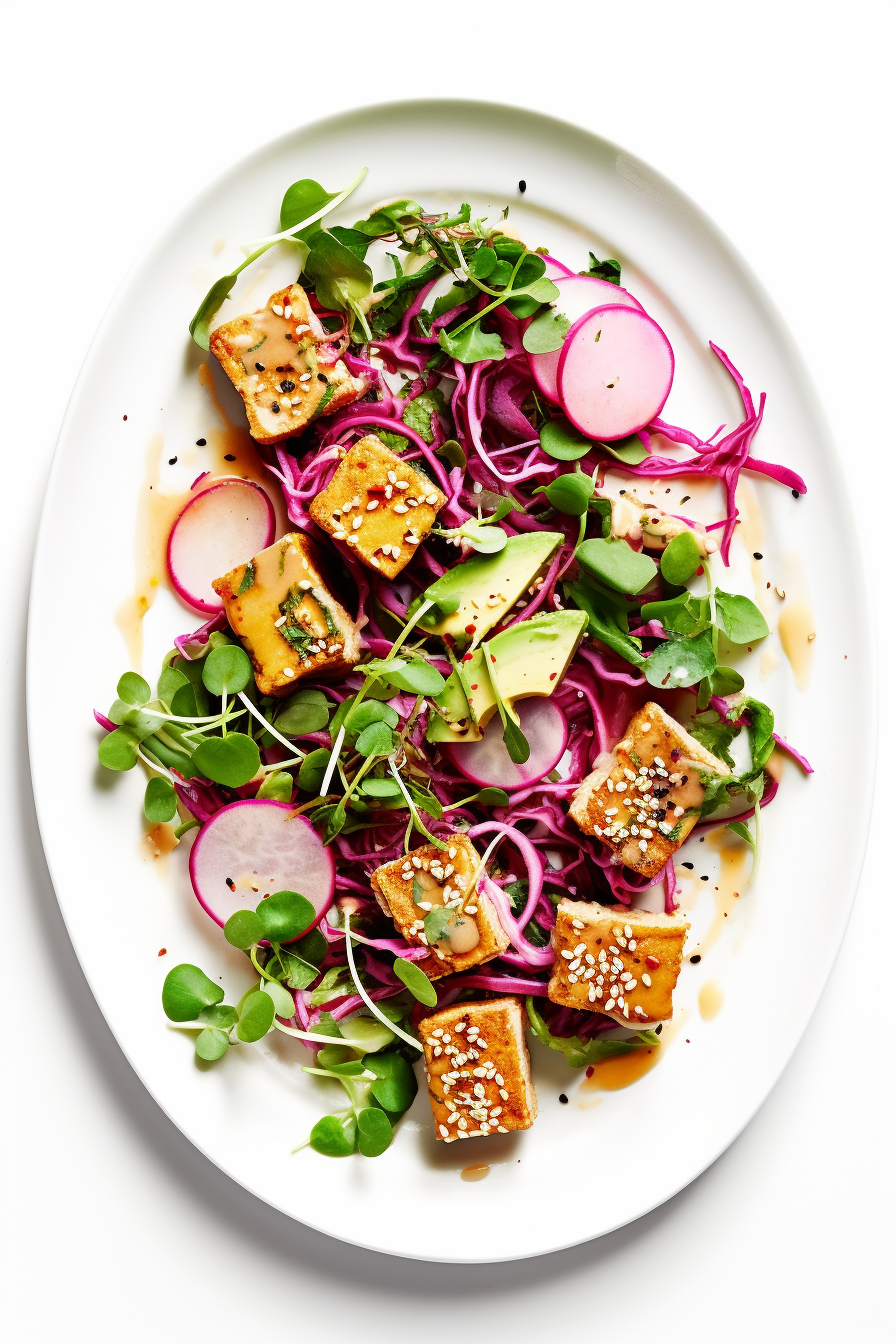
[410,532,564,650]
[427,609,588,744]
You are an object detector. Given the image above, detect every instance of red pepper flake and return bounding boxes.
[462,653,473,662]
[464,624,476,635]
[696,565,704,576]
[158,948,167,957]
[225,877,235,891]
[670,748,680,761]
[490,655,497,663]
[357,462,367,469]
[122,415,128,421]
[586,1065,594,1078]
[645,955,660,970]
[549,672,557,681]
[470,684,478,690]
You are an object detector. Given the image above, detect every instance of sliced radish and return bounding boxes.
[558,305,674,441]
[443,698,568,789]
[540,254,575,281]
[167,479,275,613]
[529,275,644,404]
[189,800,334,935]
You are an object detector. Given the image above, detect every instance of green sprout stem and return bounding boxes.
[237,690,305,754]
[319,724,346,796]
[343,918,423,1052]
[241,166,369,253]
[387,757,449,851]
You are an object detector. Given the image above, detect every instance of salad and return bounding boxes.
[96,171,811,1160]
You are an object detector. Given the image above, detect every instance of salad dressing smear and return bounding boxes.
[778,552,815,690]
[698,979,724,1021]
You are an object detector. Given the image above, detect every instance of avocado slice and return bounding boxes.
[412,532,564,651]
[427,609,588,743]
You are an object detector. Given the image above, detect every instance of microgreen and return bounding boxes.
[523,307,571,354]
[262,978,296,1018]
[576,537,657,595]
[236,990,276,1042]
[482,642,530,764]
[539,417,592,461]
[162,964,225,1022]
[118,671,150,706]
[392,957,438,1006]
[582,254,622,284]
[714,591,770,644]
[437,319,505,364]
[273,688,331,736]
[596,435,650,465]
[535,469,594,516]
[202,645,253,696]
[98,727,141,771]
[304,230,374,339]
[436,438,466,470]
[298,747,331,794]
[660,530,702,586]
[644,629,716,689]
[256,770,293,802]
[191,733,260,787]
[355,720,395,757]
[357,1107,393,1157]
[402,388,447,445]
[309,1115,357,1157]
[144,776,177,823]
[565,579,644,666]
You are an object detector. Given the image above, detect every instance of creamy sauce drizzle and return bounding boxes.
[576,1011,689,1104]
[697,827,751,954]
[778,552,816,691]
[698,979,725,1021]
[734,480,771,618]
[461,1164,491,1182]
[142,822,178,867]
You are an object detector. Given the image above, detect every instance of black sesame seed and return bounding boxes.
[519,179,527,193]
[690,954,701,964]
[196,438,206,446]
[168,456,177,465]
[255,363,265,372]
[792,488,800,498]
[276,366,285,373]
[317,373,328,383]
[655,1023,663,1033]
[271,403,280,414]
[224,453,236,461]
[558,1093,568,1104]
[682,861,694,869]
[619,489,626,496]
[753,551,763,560]
[279,380,296,393]
[700,875,709,881]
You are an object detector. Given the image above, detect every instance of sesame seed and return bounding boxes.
[352,516,363,530]
[272,304,284,316]
[561,949,574,959]
[366,500,379,511]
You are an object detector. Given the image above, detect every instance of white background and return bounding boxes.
[3,1,893,1338]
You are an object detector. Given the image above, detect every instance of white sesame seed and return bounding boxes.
[639,840,649,852]
[366,499,379,511]
[352,515,363,530]
[573,942,586,956]
[272,304,284,316]
[282,668,295,677]
[624,925,632,939]
[561,949,574,959]
[628,939,637,951]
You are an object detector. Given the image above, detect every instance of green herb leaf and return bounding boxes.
[355,720,395,757]
[341,1015,395,1054]
[582,255,622,284]
[523,308,571,354]
[535,470,594,516]
[715,591,770,644]
[576,537,657,595]
[540,418,592,461]
[365,1052,418,1114]
[402,388,447,445]
[361,778,403,799]
[117,671,150,706]
[392,957,437,1006]
[162,964,225,1022]
[641,592,711,636]
[196,1004,238,1029]
[236,989,275,1042]
[280,178,337,235]
[438,320,505,364]
[256,770,294,802]
[596,435,649,465]
[309,1114,356,1157]
[453,522,508,554]
[305,231,373,334]
[475,787,510,806]
[236,561,255,595]
[327,225,373,260]
[298,747,331,794]
[689,712,740,768]
[98,727,140,771]
[430,281,478,318]
[502,715,531,764]
[224,909,265,949]
[346,701,399,733]
[353,198,422,237]
[262,978,296,1018]
[565,579,644,665]
[192,733,260,787]
[526,996,653,1068]
[190,271,244,351]
[644,629,716,689]
[468,246,497,279]
[277,949,320,990]
[144,776,177,823]
[256,890,315,943]
[660,530,702,585]
[357,1107,393,1157]
[422,906,452,945]
[195,1028,230,1061]
[383,660,446,695]
[202,645,253,696]
[727,820,755,846]
[436,438,466,470]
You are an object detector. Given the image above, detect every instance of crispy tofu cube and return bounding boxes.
[569,701,731,880]
[370,835,509,979]
[308,436,447,577]
[418,997,537,1142]
[548,898,689,1025]
[209,284,367,446]
[212,531,360,697]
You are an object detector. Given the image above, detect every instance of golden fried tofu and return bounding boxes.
[569,701,730,880]
[418,997,537,1142]
[548,898,689,1025]
[212,531,359,697]
[209,284,366,445]
[370,835,509,979]
[309,436,447,577]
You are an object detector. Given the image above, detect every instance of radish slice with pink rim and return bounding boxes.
[442,697,568,790]
[528,275,644,403]
[189,799,334,935]
[540,254,575,281]
[167,478,275,613]
[558,304,674,440]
